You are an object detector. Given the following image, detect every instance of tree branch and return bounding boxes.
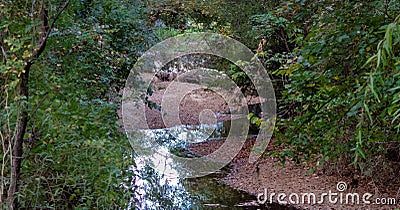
[29,0,71,62]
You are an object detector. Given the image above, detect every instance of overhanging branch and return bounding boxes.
[29,0,71,62]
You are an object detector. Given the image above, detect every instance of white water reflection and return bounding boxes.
[125,121,293,210]
[126,122,228,210]
[133,122,229,182]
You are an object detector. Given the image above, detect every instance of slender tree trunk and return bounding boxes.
[7,64,30,209]
[5,1,70,207]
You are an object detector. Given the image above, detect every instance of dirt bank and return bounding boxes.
[189,137,400,209]
[139,72,260,129]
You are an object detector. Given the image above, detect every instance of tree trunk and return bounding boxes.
[4,1,69,207]
[7,64,30,209]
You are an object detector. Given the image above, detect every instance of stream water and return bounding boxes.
[124,50,291,209]
[127,121,296,210]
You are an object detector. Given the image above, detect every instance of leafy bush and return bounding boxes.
[253,0,400,178]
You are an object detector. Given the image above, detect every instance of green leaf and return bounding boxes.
[358,147,366,159]
[362,54,377,68]
[251,116,259,124]
[363,103,373,123]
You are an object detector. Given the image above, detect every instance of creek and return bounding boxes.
[127,121,296,210]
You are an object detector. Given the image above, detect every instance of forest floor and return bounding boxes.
[132,74,400,209]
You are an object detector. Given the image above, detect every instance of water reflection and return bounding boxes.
[127,122,293,210]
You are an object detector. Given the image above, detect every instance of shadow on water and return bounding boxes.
[127,121,296,210]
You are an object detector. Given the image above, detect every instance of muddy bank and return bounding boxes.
[189,138,400,210]
[139,73,260,129]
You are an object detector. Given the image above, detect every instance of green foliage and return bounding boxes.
[1,0,156,208]
[23,77,134,207]
[364,16,400,130]
[251,11,301,52]
[155,27,181,40]
[1,0,50,206]
[259,1,400,174]
[2,0,398,207]
[226,64,249,88]
[148,0,267,45]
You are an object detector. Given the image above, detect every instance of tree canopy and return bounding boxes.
[1,0,399,208]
